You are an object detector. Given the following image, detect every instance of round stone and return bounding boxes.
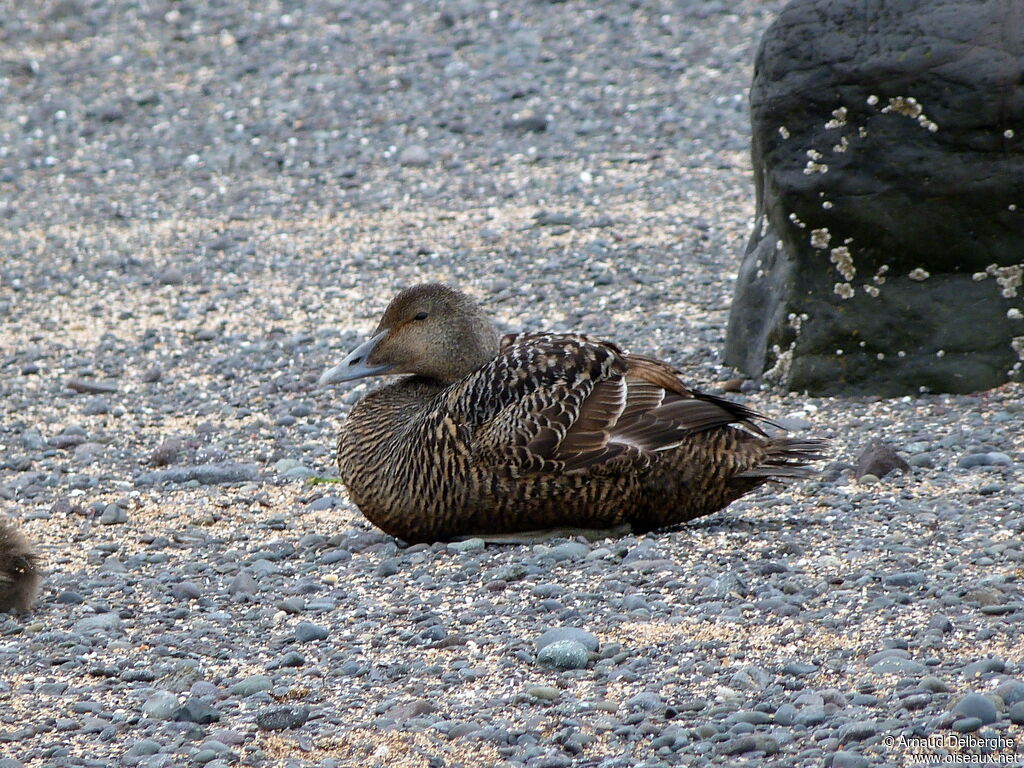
[952,693,998,724]
[536,640,590,670]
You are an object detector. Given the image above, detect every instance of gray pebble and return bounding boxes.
[959,452,1013,468]
[536,640,590,670]
[399,145,430,167]
[952,693,998,724]
[230,675,273,696]
[831,752,870,768]
[66,378,118,394]
[295,621,329,642]
[952,716,983,733]
[173,699,221,724]
[774,704,796,725]
[872,657,926,675]
[717,735,779,755]
[883,571,924,587]
[1008,701,1024,724]
[74,613,122,634]
[774,416,812,431]
[141,691,180,720]
[837,720,877,742]
[82,396,110,415]
[171,581,202,600]
[548,541,590,561]
[99,503,127,525]
[524,685,560,701]
[135,462,259,486]
[447,538,485,553]
[995,680,1024,706]
[536,627,599,652]
[255,705,309,731]
[626,692,663,712]
[919,675,951,693]
[963,658,1005,678]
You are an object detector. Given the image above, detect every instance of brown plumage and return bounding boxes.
[0,518,41,612]
[320,284,826,543]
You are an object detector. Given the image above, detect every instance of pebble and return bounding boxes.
[74,613,123,634]
[883,572,924,587]
[536,640,590,670]
[831,752,869,768]
[963,658,1005,677]
[959,451,1014,468]
[626,692,663,712]
[255,705,309,731]
[158,267,186,285]
[66,378,118,394]
[837,720,877,742]
[171,581,203,600]
[82,396,111,415]
[127,739,162,756]
[717,735,779,755]
[535,627,599,652]
[294,621,329,642]
[774,416,812,431]
[547,541,590,561]
[952,693,998,724]
[1009,701,1024,724]
[142,692,180,720]
[995,679,1024,706]
[448,538,486,553]
[149,439,180,466]
[524,686,561,701]
[135,462,259,486]
[854,441,910,479]
[230,675,274,696]
[399,145,431,167]
[871,657,926,675]
[173,699,221,724]
[952,716,983,733]
[99,503,127,525]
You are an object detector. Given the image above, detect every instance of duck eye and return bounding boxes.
[414,311,429,321]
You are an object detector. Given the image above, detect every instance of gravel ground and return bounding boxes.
[2,1,1023,767]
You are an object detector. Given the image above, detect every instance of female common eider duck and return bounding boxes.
[0,518,41,612]
[320,284,825,543]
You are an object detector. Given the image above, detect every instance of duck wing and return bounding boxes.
[459,334,773,474]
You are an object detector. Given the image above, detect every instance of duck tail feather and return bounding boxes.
[735,437,829,481]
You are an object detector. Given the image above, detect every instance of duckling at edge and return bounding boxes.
[320,283,825,543]
[0,518,41,613]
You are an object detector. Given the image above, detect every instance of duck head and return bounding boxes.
[319,283,500,386]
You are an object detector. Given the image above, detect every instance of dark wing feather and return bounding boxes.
[458,334,778,475]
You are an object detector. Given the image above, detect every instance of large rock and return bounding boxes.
[725,0,1024,396]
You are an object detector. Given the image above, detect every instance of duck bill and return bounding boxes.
[318,330,394,386]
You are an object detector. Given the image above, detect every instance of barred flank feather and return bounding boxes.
[330,284,827,542]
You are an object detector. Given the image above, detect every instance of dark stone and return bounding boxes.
[952,693,998,724]
[173,699,221,724]
[255,705,309,731]
[855,441,911,479]
[725,0,1024,395]
[504,114,548,132]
